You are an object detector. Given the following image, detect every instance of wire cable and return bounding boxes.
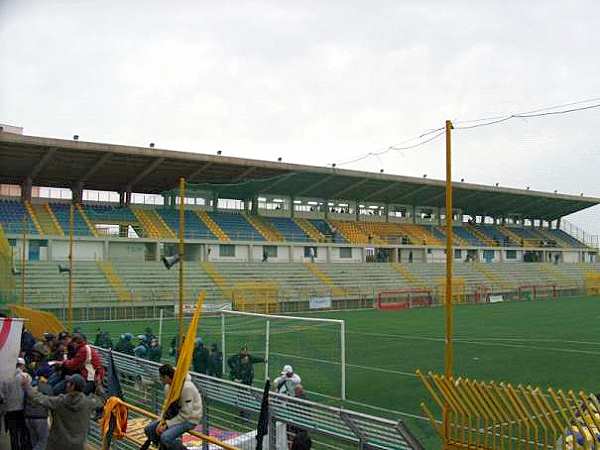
[335,97,600,167]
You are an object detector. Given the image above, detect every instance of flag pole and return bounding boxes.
[68,203,74,332]
[443,119,454,449]
[178,177,185,348]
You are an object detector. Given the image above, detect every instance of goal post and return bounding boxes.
[376,288,433,311]
[518,284,557,301]
[220,310,346,400]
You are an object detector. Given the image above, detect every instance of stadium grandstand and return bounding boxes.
[3,128,600,449]
[0,129,599,317]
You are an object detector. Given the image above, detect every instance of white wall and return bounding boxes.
[291,245,326,263]
[561,251,579,264]
[207,244,249,262]
[52,240,104,261]
[426,249,446,263]
[108,242,146,261]
[329,246,362,262]
[251,245,291,263]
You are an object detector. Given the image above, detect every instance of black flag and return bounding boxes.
[105,349,123,398]
[102,350,123,450]
[256,379,271,450]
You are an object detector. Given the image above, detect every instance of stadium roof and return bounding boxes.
[0,132,598,220]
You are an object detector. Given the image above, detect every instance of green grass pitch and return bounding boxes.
[74,295,600,448]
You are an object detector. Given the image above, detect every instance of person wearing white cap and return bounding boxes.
[274,365,302,397]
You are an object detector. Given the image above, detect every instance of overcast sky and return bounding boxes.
[1,0,599,234]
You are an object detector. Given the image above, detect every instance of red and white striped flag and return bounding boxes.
[0,318,24,381]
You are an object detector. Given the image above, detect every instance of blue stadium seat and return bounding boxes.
[267,217,312,242]
[309,219,348,243]
[156,209,216,239]
[0,199,35,234]
[84,204,136,223]
[208,212,264,241]
[49,203,92,236]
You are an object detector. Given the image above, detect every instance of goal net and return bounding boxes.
[518,284,557,301]
[376,288,433,311]
[220,310,346,400]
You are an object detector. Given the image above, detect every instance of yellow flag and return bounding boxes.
[161,291,206,416]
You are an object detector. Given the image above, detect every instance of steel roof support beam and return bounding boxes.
[363,182,400,201]
[78,152,112,184]
[29,147,57,179]
[330,178,371,200]
[231,166,257,183]
[295,175,336,196]
[259,172,297,194]
[188,162,214,182]
[392,185,438,205]
[125,157,165,191]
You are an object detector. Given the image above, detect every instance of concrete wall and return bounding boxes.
[330,246,362,262]
[561,251,579,264]
[108,242,146,261]
[53,240,103,261]
[251,245,291,263]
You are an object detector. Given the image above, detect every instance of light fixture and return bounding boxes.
[149,142,155,148]
[495,182,499,187]
[277,157,282,162]
[217,150,222,155]
[423,174,427,178]
[332,163,336,168]
[460,178,464,182]
[161,254,181,270]
[554,190,558,193]
[73,135,79,140]
[526,186,530,190]
[380,169,384,173]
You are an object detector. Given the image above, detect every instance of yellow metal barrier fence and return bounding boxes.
[417,370,600,450]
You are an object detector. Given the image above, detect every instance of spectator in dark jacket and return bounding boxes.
[208,343,223,378]
[193,338,210,374]
[22,373,103,450]
[227,346,265,386]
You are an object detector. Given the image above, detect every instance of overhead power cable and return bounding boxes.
[335,97,600,167]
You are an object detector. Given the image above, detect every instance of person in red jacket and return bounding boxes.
[53,334,104,395]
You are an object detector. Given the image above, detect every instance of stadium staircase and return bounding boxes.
[472,262,513,291]
[243,214,283,241]
[75,203,98,237]
[200,261,232,299]
[465,223,495,246]
[499,226,527,246]
[303,262,346,297]
[400,224,442,246]
[539,263,578,287]
[391,263,427,288]
[330,220,387,244]
[293,218,325,242]
[196,211,229,241]
[435,226,467,246]
[23,202,45,237]
[49,203,94,236]
[97,260,132,301]
[535,227,569,247]
[132,208,176,239]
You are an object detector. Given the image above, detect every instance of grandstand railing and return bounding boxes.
[95,347,424,450]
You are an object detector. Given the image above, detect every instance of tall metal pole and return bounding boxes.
[68,203,74,332]
[178,177,185,348]
[21,214,26,306]
[443,120,454,448]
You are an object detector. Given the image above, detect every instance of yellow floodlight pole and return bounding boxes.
[68,203,74,332]
[443,120,454,449]
[21,214,26,306]
[178,177,186,348]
